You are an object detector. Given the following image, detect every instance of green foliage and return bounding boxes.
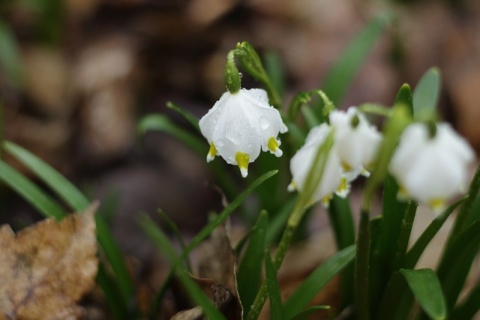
[400,269,447,320]
[237,211,268,316]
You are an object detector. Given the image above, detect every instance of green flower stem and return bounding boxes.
[393,201,417,270]
[355,209,371,320]
[235,41,281,107]
[247,201,305,320]
[356,104,411,319]
[358,103,392,117]
[247,131,335,320]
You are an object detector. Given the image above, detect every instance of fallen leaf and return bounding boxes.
[195,224,242,320]
[170,306,203,320]
[0,203,99,320]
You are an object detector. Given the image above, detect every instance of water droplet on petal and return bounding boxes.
[217,139,225,147]
[260,117,270,129]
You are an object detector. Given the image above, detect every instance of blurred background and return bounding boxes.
[1,0,479,267]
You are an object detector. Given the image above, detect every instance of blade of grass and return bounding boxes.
[166,101,200,131]
[237,211,268,316]
[436,221,480,311]
[148,170,278,318]
[283,245,356,320]
[3,141,134,307]
[264,51,285,98]
[450,282,480,320]
[289,306,330,320]
[328,195,355,308]
[140,215,226,320]
[0,20,24,86]
[265,252,284,320]
[138,114,205,156]
[400,269,446,320]
[96,264,129,320]
[377,271,413,320]
[404,198,465,269]
[319,13,390,108]
[4,141,89,209]
[0,160,65,220]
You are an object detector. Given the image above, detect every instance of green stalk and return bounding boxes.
[247,131,335,320]
[355,210,371,320]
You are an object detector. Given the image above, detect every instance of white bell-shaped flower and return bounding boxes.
[389,122,475,212]
[288,124,346,206]
[199,88,288,177]
[329,107,382,180]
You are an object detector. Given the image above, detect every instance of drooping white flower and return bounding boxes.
[329,107,382,180]
[389,122,475,212]
[199,88,288,177]
[288,124,346,206]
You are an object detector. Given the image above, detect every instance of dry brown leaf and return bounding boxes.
[170,306,203,320]
[195,224,242,320]
[0,203,99,320]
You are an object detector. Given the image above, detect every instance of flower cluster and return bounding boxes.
[288,107,382,206]
[199,88,288,177]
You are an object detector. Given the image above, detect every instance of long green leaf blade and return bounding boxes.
[400,269,446,320]
[283,245,356,319]
[237,211,268,316]
[320,13,390,107]
[265,252,283,320]
[140,216,226,320]
[3,141,134,306]
[183,170,277,257]
[404,198,465,269]
[138,114,205,156]
[289,305,330,320]
[0,160,65,219]
[4,141,89,210]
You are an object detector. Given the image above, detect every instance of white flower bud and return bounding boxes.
[389,123,475,212]
[199,88,288,177]
[329,107,382,180]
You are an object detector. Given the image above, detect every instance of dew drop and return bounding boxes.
[217,139,225,147]
[260,117,270,129]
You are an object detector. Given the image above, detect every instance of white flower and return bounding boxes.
[389,122,475,212]
[288,124,346,206]
[329,107,382,180]
[199,88,288,177]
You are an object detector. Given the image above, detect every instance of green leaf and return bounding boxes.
[183,170,277,257]
[3,141,134,307]
[412,67,441,121]
[266,197,296,245]
[0,160,65,220]
[147,170,277,318]
[437,221,480,310]
[450,282,480,320]
[289,305,330,320]
[166,101,200,131]
[3,141,89,210]
[400,269,447,320]
[404,198,465,269]
[265,252,284,320]
[320,13,390,107]
[140,216,226,320]
[237,211,268,316]
[328,195,355,307]
[283,245,356,319]
[377,271,413,320]
[96,265,130,320]
[137,114,205,156]
[264,51,285,98]
[0,20,24,86]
